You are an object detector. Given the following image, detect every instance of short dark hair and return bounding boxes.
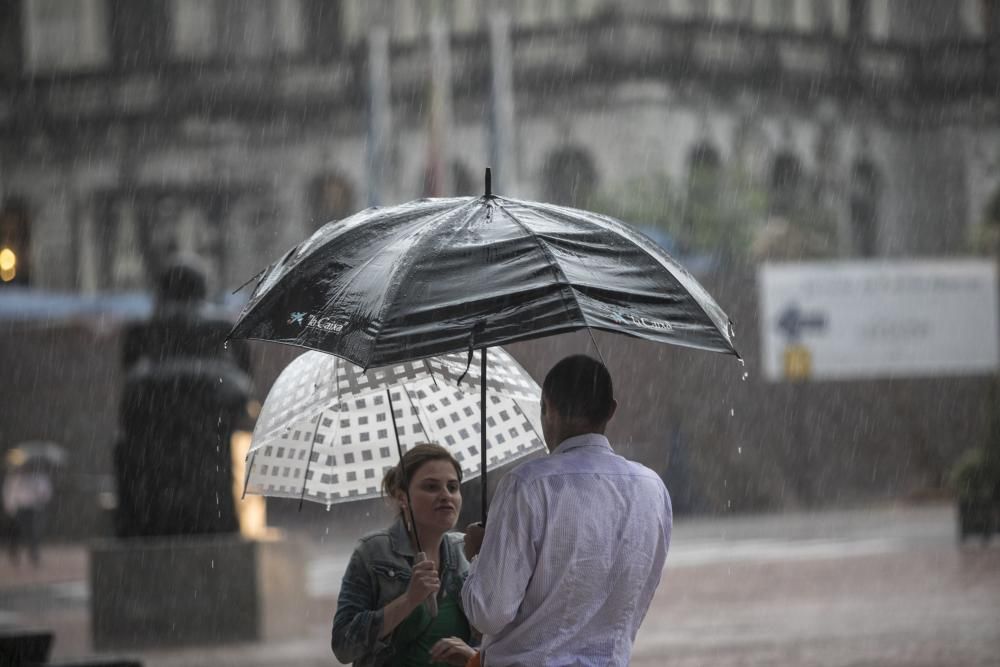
[542,355,614,424]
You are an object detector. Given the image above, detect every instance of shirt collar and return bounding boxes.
[552,432,612,455]
[388,516,416,559]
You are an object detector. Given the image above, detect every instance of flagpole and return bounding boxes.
[429,17,454,196]
[489,10,517,194]
[366,26,391,207]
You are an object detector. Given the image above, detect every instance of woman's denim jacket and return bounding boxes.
[331,517,470,666]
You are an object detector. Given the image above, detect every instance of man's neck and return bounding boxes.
[552,425,606,450]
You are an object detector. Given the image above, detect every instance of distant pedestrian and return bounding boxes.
[2,465,52,567]
[462,354,672,666]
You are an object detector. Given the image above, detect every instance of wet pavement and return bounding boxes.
[1,502,998,666]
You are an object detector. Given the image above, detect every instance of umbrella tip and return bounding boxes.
[485,168,492,197]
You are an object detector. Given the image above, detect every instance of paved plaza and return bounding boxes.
[1,503,998,666]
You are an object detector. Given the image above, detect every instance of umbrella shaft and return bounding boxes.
[481,348,488,525]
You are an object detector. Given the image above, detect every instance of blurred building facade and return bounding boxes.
[1,0,999,524]
[0,0,997,293]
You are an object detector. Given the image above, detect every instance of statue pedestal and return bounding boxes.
[89,532,306,650]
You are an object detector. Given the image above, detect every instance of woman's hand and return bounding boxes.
[405,557,440,606]
[378,558,441,639]
[429,637,476,665]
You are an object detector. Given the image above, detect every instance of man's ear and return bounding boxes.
[606,399,618,423]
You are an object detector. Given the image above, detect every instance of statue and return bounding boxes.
[114,257,252,538]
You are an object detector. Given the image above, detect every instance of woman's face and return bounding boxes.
[400,459,462,536]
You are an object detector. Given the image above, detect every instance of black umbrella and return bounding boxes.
[229,169,739,521]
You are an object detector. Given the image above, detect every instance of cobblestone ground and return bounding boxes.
[631,546,1000,666]
[1,503,998,666]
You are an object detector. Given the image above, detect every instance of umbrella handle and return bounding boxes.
[414,551,439,617]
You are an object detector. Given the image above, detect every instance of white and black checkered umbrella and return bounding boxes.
[244,347,545,507]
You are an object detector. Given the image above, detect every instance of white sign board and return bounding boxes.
[758,260,999,381]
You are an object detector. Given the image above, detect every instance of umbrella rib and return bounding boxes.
[401,381,433,449]
[505,197,737,355]
[297,413,325,510]
[356,198,483,370]
[421,358,440,390]
[492,199,588,328]
[241,450,257,501]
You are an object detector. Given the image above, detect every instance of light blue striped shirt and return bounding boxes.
[462,433,672,667]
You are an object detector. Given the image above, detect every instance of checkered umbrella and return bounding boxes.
[243,347,545,508]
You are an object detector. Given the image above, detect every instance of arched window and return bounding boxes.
[770,152,803,216]
[986,183,1000,228]
[310,172,356,229]
[542,147,598,208]
[0,197,31,286]
[849,160,881,257]
[685,142,722,231]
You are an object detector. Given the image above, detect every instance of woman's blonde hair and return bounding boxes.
[381,443,463,502]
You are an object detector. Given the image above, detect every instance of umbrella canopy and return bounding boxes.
[5,441,67,469]
[244,347,545,507]
[228,186,738,368]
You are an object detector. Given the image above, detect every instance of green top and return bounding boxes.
[394,592,471,667]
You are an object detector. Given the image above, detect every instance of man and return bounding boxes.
[461,354,672,666]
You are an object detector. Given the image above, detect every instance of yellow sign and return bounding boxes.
[783,345,812,380]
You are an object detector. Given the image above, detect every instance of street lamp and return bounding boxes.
[0,246,15,282]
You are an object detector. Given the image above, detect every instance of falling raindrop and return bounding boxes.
[742,372,749,381]
[326,502,332,512]
[729,408,735,417]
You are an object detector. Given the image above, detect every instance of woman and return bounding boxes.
[332,443,478,666]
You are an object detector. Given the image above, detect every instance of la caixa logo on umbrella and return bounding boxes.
[608,308,674,332]
[289,311,347,333]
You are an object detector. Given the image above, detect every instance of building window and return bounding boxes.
[987,184,1000,228]
[848,0,869,38]
[216,0,304,61]
[0,2,23,77]
[310,172,356,229]
[302,0,344,59]
[172,0,219,59]
[109,0,169,69]
[770,151,803,217]
[0,198,31,286]
[685,142,722,231]
[542,147,598,208]
[849,160,881,256]
[94,187,229,291]
[22,0,110,74]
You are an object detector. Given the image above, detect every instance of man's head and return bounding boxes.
[540,354,617,450]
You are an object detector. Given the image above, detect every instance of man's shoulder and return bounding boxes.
[506,447,665,485]
[622,458,666,482]
[505,453,562,484]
